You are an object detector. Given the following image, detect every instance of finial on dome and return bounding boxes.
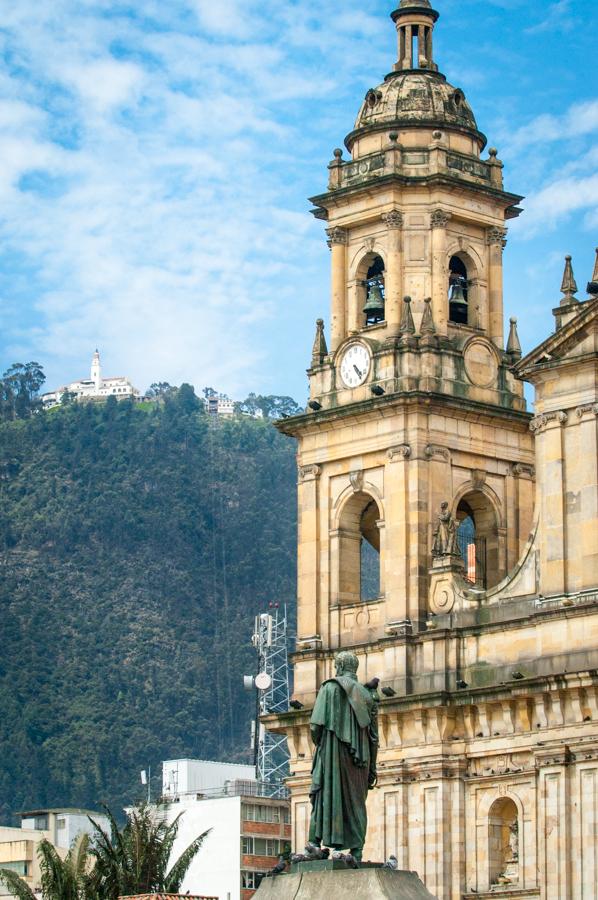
[560,255,578,306]
[392,0,439,72]
[399,296,416,335]
[420,297,436,336]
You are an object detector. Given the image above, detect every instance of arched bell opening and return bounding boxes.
[488,798,520,888]
[358,253,386,327]
[456,491,502,589]
[337,492,383,604]
[448,255,469,325]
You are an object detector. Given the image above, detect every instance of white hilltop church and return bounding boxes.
[42,350,140,408]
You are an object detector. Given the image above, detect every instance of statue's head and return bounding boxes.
[335,650,359,676]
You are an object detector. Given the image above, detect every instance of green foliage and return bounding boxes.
[0,390,297,822]
[0,836,96,900]
[0,362,46,422]
[234,393,302,420]
[89,804,209,898]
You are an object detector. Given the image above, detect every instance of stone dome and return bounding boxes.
[347,70,485,151]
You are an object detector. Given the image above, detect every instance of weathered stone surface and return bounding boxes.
[254,868,437,900]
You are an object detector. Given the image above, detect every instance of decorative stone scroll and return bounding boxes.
[576,404,598,418]
[349,470,365,493]
[530,411,568,433]
[430,209,451,229]
[299,464,322,481]
[511,463,535,479]
[326,226,348,248]
[387,444,411,461]
[382,209,403,229]
[424,444,451,461]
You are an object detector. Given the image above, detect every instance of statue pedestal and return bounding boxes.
[254,861,438,899]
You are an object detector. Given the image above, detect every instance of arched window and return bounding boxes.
[362,255,385,326]
[337,493,382,604]
[456,492,502,588]
[488,798,519,887]
[448,255,469,325]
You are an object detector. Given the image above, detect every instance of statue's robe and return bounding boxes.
[308,675,378,853]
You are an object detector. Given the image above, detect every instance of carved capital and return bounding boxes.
[558,410,568,425]
[326,226,348,248]
[382,209,403,230]
[576,404,598,418]
[387,444,411,461]
[299,464,322,481]
[530,411,568,433]
[511,463,535,479]
[349,469,364,493]
[430,209,451,229]
[486,226,508,248]
[425,444,451,461]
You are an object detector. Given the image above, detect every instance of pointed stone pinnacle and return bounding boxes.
[587,248,598,296]
[420,297,436,335]
[560,255,578,305]
[507,317,522,359]
[311,318,328,366]
[399,296,416,335]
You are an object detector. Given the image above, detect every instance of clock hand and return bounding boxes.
[353,364,363,378]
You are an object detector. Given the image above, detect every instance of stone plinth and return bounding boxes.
[254,863,437,899]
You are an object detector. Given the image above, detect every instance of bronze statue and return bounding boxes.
[308,650,379,864]
[432,501,459,557]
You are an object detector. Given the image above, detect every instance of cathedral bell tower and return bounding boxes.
[273,3,537,886]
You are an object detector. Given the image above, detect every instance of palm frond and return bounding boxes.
[164,828,211,892]
[0,868,38,900]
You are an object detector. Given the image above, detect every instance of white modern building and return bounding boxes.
[204,394,235,417]
[0,808,110,898]
[41,350,140,408]
[157,759,290,900]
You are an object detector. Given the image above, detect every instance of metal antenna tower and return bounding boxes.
[245,603,290,798]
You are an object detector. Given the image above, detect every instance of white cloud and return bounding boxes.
[526,0,573,34]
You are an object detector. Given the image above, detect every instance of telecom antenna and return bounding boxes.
[244,603,290,798]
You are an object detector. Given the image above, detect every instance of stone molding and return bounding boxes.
[430,208,451,228]
[326,226,348,247]
[387,444,412,461]
[382,209,404,229]
[298,464,322,481]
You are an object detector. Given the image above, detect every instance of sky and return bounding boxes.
[0,0,596,403]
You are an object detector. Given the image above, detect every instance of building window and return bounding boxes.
[0,861,28,875]
[56,818,66,830]
[456,492,502,589]
[242,804,281,823]
[336,492,383,605]
[34,815,48,830]
[363,256,385,326]
[448,255,469,325]
[242,837,281,856]
[241,871,266,889]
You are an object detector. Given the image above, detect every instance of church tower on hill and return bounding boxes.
[269,2,598,898]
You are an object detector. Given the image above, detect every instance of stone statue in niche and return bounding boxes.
[432,501,460,557]
[508,819,519,862]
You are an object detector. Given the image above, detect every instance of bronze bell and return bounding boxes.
[449,279,468,307]
[363,281,385,324]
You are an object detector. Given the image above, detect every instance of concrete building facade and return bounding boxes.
[157,760,291,900]
[0,808,110,898]
[268,2,598,898]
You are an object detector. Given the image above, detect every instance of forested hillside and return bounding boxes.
[0,389,297,824]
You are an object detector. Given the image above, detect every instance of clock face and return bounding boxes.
[339,343,371,388]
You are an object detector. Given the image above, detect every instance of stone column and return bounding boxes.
[534,413,568,596]
[487,226,507,349]
[431,210,451,336]
[296,464,321,642]
[326,227,348,353]
[382,210,403,338]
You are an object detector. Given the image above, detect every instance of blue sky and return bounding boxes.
[0,0,596,404]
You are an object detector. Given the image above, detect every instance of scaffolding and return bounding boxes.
[249,604,290,798]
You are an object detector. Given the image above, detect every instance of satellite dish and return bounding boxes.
[255,672,272,691]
